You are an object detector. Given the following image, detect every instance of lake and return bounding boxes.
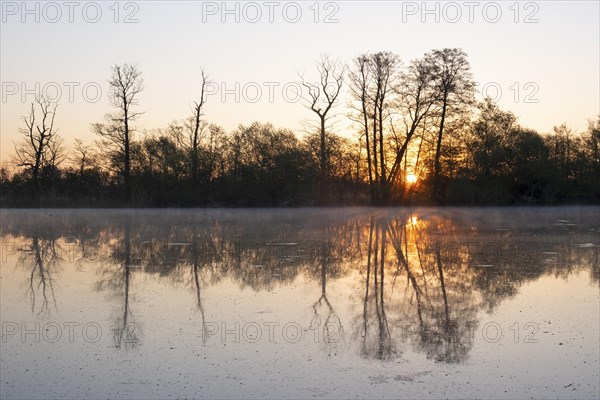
[1,207,598,399]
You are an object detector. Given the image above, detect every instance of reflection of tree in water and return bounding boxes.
[468,234,599,313]
[3,209,598,358]
[188,226,211,342]
[17,236,61,316]
[355,215,480,363]
[95,218,140,348]
[360,218,396,360]
[302,221,365,351]
[309,242,343,349]
[407,216,479,363]
[413,238,478,363]
[591,246,599,284]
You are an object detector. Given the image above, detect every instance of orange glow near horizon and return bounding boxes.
[406,174,418,184]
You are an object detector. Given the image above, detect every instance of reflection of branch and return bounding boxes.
[436,241,451,331]
[311,243,343,344]
[22,237,60,316]
[311,293,343,338]
[386,220,408,293]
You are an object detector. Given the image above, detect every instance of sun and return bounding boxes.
[406,174,417,184]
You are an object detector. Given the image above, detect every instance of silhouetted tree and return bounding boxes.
[425,48,475,201]
[349,55,375,199]
[71,139,97,178]
[189,68,210,184]
[14,97,63,196]
[350,52,405,203]
[93,63,144,202]
[300,55,344,186]
[387,55,438,200]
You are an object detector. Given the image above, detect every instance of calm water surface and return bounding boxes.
[1,207,598,399]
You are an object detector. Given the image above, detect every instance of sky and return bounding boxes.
[1,0,599,165]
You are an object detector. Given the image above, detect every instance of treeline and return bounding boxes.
[2,50,599,207]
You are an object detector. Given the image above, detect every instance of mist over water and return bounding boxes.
[1,207,598,399]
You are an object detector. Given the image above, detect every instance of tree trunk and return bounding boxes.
[433,94,448,202]
[378,102,386,202]
[363,102,374,203]
[320,116,327,179]
[124,117,131,202]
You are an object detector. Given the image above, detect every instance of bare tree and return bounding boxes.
[93,63,144,201]
[350,52,405,203]
[300,55,344,181]
[14,97,61,191]
[370,52,399,200]
[188,69,210,184]
[351,52,435,204]
[348,55,374,198]
[71,139,97,177]
[425,49,475,200]
[387,56,438,196]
